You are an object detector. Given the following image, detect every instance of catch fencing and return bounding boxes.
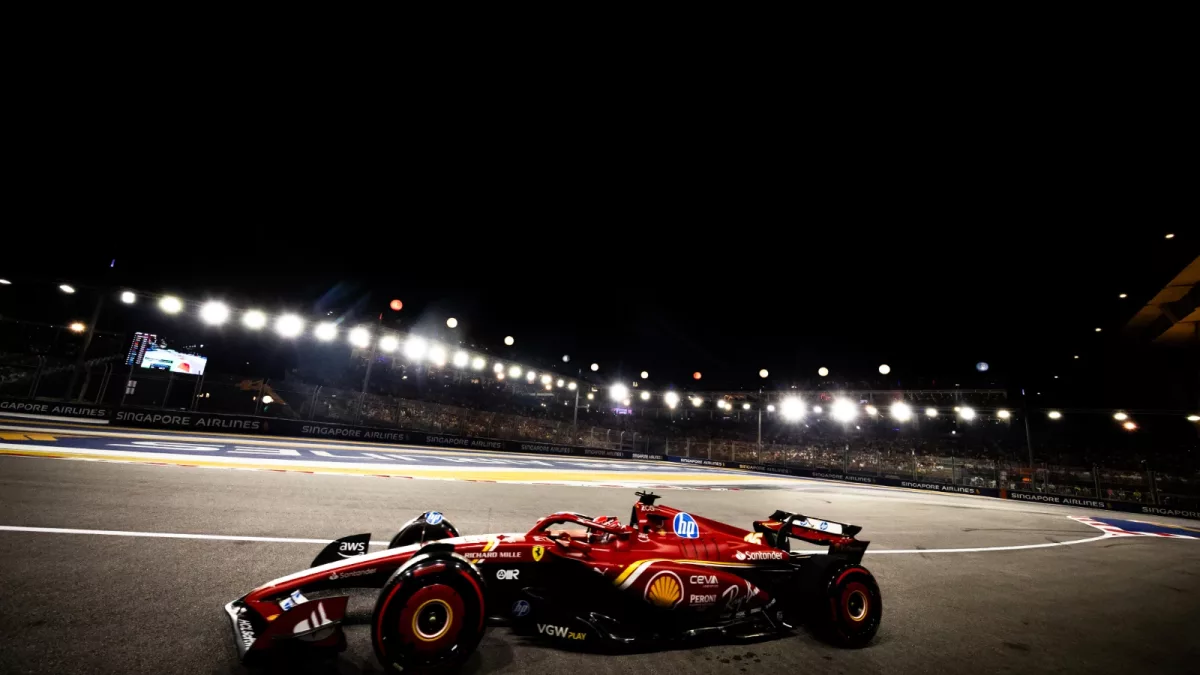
[2,361,1196,512]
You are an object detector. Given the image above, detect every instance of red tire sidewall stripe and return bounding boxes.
[835,566,868,586]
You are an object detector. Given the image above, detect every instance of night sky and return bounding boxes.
[2,229,1193,409]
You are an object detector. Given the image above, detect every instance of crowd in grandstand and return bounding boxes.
[4,333,1197,509]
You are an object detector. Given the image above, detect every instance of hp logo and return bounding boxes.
[512,600,531,617]
[425,511,444,525]
[673,512,699,539]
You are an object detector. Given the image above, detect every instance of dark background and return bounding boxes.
[2,73,1196,412]
[1,230,1194,411]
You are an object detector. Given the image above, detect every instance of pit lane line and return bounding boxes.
[0,522,1121,554]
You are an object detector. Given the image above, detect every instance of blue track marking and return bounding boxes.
[1092,517,1200,538]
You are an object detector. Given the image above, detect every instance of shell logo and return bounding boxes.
[644,571,683,609]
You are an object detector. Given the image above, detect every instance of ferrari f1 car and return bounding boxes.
[225,492,881,672]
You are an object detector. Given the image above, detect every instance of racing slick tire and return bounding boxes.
[389,513,460,549]
[802,557,882,648]
[371,551,487,674]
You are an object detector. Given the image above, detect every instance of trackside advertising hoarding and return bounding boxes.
[100,409,667,461]
[0,398,1193,520]
[0,397,111,420]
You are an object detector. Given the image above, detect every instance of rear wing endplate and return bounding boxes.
[754,510,869,563]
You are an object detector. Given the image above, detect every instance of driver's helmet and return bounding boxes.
[589,516,618,544]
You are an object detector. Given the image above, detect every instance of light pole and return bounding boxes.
[358,316,384,421]
[1021,388,1035,475]
[63,291,105,402]
[756,390,764,457]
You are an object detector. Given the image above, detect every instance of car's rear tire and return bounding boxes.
[803,558,882,648]
[389,513,460,549]
[371,552,487,674]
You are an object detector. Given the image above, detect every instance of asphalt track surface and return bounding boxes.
[1,423,1198,674]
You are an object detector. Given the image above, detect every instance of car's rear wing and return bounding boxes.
[753,510,869,563]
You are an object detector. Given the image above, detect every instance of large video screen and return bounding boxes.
[140,348,208,376]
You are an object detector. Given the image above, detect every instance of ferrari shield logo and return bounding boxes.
[532,545,545,562]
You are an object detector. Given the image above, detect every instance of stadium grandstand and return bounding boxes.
[2,325,1196,510]
[1,252,1198,512]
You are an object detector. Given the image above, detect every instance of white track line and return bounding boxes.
[0,525,390,547]
[863,533,1111,553]
[0,524,1113,554]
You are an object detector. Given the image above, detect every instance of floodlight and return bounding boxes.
[781,397,805,421]
[446,318,458,328]
[379,335,400,353]
[890,402,912,421]
[314,323,338,341]
[200,302,229,325]
[1048,411,1063,419]
[471,356,486,370]
[959,406,976,421]
[120,291,136,304]
[567,382,577,391]
[504,336,514,346]
[1112,412,1128,421]
[997,409,1011,419]
[405,337,429,361]
[348,327,371,348]
[159,296,183,314]
[664,392,680,408]
[59,284,76,294]
[428,344,447,366]
[508,365,522,378]
[275,314,303,338]
[831,398,857,422]
[926,407,938,417]
[611,384,629,401]
[818,367,829,377]
[68,322,86,333]
[453,351,470,368]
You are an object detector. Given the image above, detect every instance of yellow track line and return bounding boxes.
[0,447,792,484]
[0,419,700,467]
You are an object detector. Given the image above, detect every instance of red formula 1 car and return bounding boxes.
[225,492,881,672]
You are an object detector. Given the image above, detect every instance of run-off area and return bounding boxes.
[0,454,1197,675]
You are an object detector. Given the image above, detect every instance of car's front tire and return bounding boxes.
[371,552,487,674]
